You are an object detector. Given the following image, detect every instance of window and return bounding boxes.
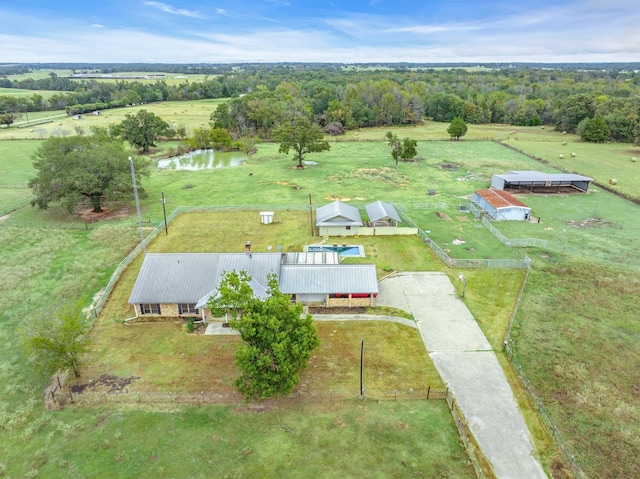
[346,226,351,230]
[178,304,198,315]
[140,304,161,315]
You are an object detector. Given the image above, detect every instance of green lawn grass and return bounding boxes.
[0,87,61,99]
[2,117,639,477]
[512,257,640,479]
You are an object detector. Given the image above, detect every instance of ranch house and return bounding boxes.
[128,252,378,320]
[473,189,532,221]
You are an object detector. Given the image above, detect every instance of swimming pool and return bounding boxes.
[305,244,364,257]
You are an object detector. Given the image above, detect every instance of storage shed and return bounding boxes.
[491,171,593,193]
[365,200,402,227]
[473,189,531,221]
[315,201,363,237]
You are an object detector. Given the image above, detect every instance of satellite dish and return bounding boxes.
[267,245,272,251]
[276,245,283,252]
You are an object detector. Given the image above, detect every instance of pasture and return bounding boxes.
[1,101,639,477]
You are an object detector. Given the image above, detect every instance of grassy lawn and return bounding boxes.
[0,139,40,214]
[2,117,639,477]
[2,401,475,478]
[512,257,640,479]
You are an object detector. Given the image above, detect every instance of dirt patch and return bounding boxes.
[566,218,612,229]
[70,374,141,394]
[439,162,459,170]
[435,212,450,221]
[456,216,469,222]
[77,206,131,222]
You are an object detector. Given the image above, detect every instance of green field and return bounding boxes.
[1,104,639,477]
[0,87,61,100]
[0,99,228,141]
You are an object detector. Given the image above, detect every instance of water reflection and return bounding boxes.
[157,149,247,170]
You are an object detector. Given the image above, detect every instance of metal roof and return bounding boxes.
[128,253,282,304]
[474,189,530,209]
[494,171,593,182]
[283,252,340,264]
[365,200,401,223]
[279,264,378,294]
[315,201,363,226]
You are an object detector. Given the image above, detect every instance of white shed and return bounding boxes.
[260,211,274,224]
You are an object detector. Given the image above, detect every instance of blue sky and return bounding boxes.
[1,0,638,63]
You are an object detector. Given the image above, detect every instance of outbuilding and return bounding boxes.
[365,200,402,227]
[491,171,593,193]
[473,189,531,221]
[315,201,363,236]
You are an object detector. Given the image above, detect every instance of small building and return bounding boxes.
[365,200,402,227]
[491,171,593,193]
[260,211,274,224]
[316,201,363,237]
[473,189,531,221]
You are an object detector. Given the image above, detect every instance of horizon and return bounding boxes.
[1,1,639,64]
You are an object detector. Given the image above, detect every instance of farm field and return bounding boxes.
[1,107,639,477]
[3,69,211,85]
[0,87,61,99]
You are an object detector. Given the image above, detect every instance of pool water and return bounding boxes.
[306,245,362,256]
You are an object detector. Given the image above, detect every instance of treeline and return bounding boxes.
[1,65,639,141]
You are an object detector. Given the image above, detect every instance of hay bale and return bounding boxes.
[559,154,564,159]
[631,157,637,162]
[562,131,567,134]
[609,178,618,185]
[570,152,576,157]
[562,141,568,146]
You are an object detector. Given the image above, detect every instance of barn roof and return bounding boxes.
[279,264,379,294]
[316,201,363,226]
[475,189,530,209]
[365,200,401,223]
[128,253,282,304]
[495,171,593,183]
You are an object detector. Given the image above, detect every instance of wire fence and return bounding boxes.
[502,269,586,478]
[395,203,531,269]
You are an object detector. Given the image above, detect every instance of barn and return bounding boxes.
[491,171,593,193]
[473,189,531,221]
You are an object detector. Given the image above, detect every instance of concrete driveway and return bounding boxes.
[377,272,547,479]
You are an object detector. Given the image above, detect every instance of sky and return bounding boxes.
[0,0,639,64]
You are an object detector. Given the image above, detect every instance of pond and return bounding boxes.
[157,149,247,170]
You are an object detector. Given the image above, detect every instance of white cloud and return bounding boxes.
[143,1,204,18]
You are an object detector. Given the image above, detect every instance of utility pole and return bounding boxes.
[309,193,314,237]
[162,191,168,235]
[129,157,146,255]
[360,339,364,398]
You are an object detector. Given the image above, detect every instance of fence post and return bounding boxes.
[427,386,430,399]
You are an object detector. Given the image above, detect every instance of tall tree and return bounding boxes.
[111,109,169,153]
[272,116,330,168]
[385,131,417,168]
[21,302,90,378]
[580,114,610,143]
[230,275,320,400]
[207,270,256,321]
[447,117,468,140]
[29,133,150,213]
